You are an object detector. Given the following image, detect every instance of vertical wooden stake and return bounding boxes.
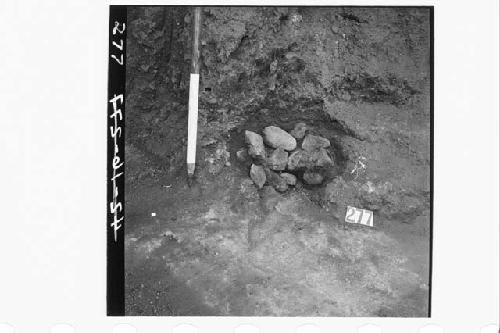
[187,7,201,177]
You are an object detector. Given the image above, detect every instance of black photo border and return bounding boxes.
[107,5,127,316]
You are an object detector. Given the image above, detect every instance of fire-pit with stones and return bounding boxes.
[245,123,335,192]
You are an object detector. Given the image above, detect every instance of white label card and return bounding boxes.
[344,206,374,227]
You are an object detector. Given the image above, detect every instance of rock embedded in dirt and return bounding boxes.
[311,149,334,168]
[290,122,307,139]
[264,168,289,193]
[273,179,289,193]
[245,130,266,160]
[287,150,309,170]
[303,170,324,185]
[267,148,288,171]
[263,126,297,151]
[302,134,330,151]
[280,173,297,186]
[250,164,266,189]
[287,148,334,171]
[288,153,306,171]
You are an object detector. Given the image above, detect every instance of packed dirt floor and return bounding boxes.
[124,7,431,316]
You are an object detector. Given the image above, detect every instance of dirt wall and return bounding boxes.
[125,6,431,226]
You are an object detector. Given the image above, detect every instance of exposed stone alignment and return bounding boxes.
[245,124,335,191]
[249,164,266,189]
[290,122,307,139]
[263,126,297,151]
[245,130,266,160]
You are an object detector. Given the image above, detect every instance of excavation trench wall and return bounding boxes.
[125,6,431,225]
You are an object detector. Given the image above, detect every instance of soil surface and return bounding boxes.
[124,6,431,316]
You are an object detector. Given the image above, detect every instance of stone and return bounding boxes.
[245,130,266,160]
[264,168,289,192]
[287,149,310,170]
[290,122,307,139]
[311,148,334,168]
[303,171,324,185]
[287,148,334,171]
[267,148,288,171]
[250,164,266,189]
[280,173,297,186]
[302,134,330,151]
[263,126,297,151]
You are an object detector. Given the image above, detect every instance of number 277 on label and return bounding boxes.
[345,206,374,227]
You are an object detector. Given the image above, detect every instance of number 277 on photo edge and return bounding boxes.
[345,206,374,227]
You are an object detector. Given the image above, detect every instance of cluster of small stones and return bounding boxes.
[244,123,334,192]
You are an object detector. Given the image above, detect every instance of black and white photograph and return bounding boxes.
[115,5,433,317]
